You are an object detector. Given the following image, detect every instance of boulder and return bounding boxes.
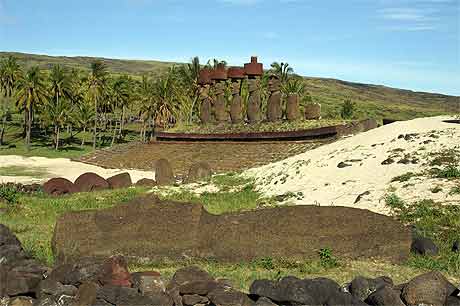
[401,271,451,306]
[106,173,132,189]
[411,236,439,256]
[208,286,253,306]
[131,271,165,295]
[182,294,209,306]
[9,297,34,306]
[52,197,412,264]
[74,172,109,193]
[0,224,28,263]
[185,162,212,183]
[348,276,393,301]
[96,285,173,306]
[364,286,405,306]
[304,103,321,120]
[73,281,98,306]
[42,178,77,196]
[446,296,460,306]
[134,178,157,187]
[97,255,132,287]
[255,297,278,306]
[154,159,175,186]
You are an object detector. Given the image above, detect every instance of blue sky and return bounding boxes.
[0,0,459,95]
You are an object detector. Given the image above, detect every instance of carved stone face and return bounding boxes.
[248,78,260,92]
[268,77,280,92]
[214,81,225,95]
[199,85,210,98]
[231,81,240,95]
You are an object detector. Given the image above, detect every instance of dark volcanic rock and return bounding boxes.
[43,178,77,196]
[337,161,352,168]
[401,271,450,306]
[131,271,165,295]
[365,286,405,306]
[74,172,109,192]
[97,255,132,287]
[208,286,254,306]
[381,158,395,165]
[453,240,459,253]
[106,172,132,189]
[348,276,393,301]
[411,236,439,256]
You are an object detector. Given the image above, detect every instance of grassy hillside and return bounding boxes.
[1,51,458,120]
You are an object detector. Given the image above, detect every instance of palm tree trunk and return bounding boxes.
[55,126,60,150]
[0,116,5,146]
[81,126,86,147]
[119,106,125,139]
[26,106,32,151]
[93,99,97,150]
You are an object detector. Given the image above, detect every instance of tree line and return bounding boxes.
[0,55,310,151]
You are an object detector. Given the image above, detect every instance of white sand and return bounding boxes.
[245,116,460,215]
[0,155,155,184]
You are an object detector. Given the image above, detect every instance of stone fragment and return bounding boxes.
[401,271,450,306]
[131,271,165,295]
[43,178,77,196]
[411,236,439,256]
[97,255,132,287]
[74,173,109,192]
[154,159,174,186]
[106,172,132,189]
[134,178,157,187]
[185,162,212,183]
[286,94,300,121]
[304,103,321,120]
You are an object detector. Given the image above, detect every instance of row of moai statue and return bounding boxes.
[198,56,319,125]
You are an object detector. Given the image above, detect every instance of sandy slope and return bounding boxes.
[246,116,460,215]
[0,155,154,184]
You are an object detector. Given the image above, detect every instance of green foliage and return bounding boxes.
[384,193,406,209]
[432,166,460,179]
[319,248,339,268]
[340,99,356,119]
[0,184,20,204]
[391,172,417,183]
[282,77,306,95]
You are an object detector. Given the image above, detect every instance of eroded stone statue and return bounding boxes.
[267,74,282,122]
[199,84,212,124]
[247,78,261,123]
[213,81,229,123]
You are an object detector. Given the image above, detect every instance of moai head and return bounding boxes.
[247,77,260,93]
[227,67,245,96]
[214,81,225,96]
[231,81,241,95]
[268,74,281,93]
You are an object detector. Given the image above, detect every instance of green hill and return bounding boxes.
[1,51,458,120]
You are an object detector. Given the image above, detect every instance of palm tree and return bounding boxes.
[87,60,108,149]
[15,66,47,151]
[137,75,156,141]
[153,67,180,129]
[282,77,306,96]
[178,56,201,123]
[0,56,21,145]
[270,62,294,83]
[48,65,73,149]
[110,75,132,145]
[73,100,94,146]
[206,58,227,69]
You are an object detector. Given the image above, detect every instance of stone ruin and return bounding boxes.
[197,56,322,126]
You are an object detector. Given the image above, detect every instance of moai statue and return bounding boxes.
[227,67,245,124]
[286,93,300,121]
[198,69,213,124]
[244,56,263,123]
[211,63,229,123]
[267,74,282,122]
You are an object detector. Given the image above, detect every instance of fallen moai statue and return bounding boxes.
[74,172,110,192]
[1,223,459,306]
[52,195,412,264]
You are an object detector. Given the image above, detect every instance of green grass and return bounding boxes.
[168,119,348,134]
[0,187,148,265]
[158,173,270,214]
[0,166,49,178]
[391,172,418,183]
[385,197,460,276]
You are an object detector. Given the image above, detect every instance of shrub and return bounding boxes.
[340,99,356,119]
[319,248,338,268]
[0,184,20,204]
[385,193,406,210]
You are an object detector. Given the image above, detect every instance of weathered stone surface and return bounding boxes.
[97,255,132,287]
[230,80,243,124]
[208,286,253,306]
[401,271,450,306]
[43,178,77,196]
[182,294,209,306]
[131,271,165,295]
[255,297,278,306]
[446,296,460,306]
[185,162,212,183]
[365,286,405,306]
[9,297,34,306]
[304,103,321,120]
[154,159,174,186]
[134,178,157,187]
[411,236,439,256]
[214,82,229,123]
[199,97,212,124]
[52,197,412,264]
[247,78,261,123]
[74,173,109,193]
[96,285,173,306]
[348,276,393,301]
[73,281,98,306]
[267,75,282,122]
[106,173,132,189]
[286,94,300,121]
